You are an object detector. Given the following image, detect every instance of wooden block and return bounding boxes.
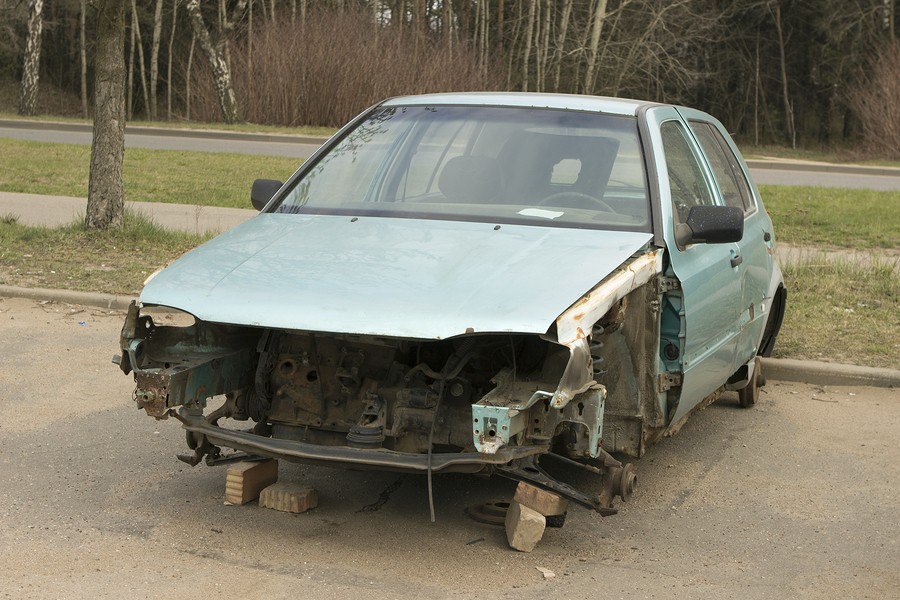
[505,500,546,553]
[224,460,278,505]
[513,481,569,517]
[259,482,318,514]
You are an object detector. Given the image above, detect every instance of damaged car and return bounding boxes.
[117,92,785,519]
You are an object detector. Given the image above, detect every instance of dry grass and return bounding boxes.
[775,257,900,369]
[0,211,208,296]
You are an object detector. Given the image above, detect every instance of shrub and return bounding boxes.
[848,41,900,160]
[189,7,503,127]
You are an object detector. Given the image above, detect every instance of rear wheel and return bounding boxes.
[738,356,762,408]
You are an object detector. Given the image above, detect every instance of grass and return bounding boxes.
[0,211,209,296]
[760,185,900,249]
[0,111,337,138]
[0,138,300,209]
[774,258,900,369]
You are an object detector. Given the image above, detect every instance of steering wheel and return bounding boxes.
[538,191,616,212]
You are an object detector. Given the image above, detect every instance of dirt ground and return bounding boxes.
[0,296,897,599]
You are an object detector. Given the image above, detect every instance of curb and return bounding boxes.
[760,357,899,389]
[743,159,900,178]
[0,284,134,311]
[1,284,897,389]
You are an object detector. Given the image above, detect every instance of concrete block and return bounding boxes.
[513,481,569,517]
[224,460,278,505]
[505,500,546,553]
[259,482,318,514]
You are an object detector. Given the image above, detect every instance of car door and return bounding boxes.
[682,110,773,366]
[643,107,742,426]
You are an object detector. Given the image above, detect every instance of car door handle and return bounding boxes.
[730,255,743,268]
[764,231,771,242]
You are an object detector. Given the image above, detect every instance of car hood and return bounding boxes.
[141,214,653,339]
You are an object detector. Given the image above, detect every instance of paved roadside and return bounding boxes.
[0,191,254,235]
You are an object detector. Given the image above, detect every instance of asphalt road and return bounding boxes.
[1,296,897,599]
[2,122,900,190]
[0,125,321,159]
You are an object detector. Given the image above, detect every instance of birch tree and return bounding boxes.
[86,0,127,231]
[131,0,150,117]
[80,0,88,117]
[521,0,536,91]
[583,0,610,94]
[185,0,246,124]
[149,0,164,120]
[167,0,178,119]
[18,0,43,116]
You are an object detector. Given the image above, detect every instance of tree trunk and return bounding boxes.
[186,33,195,120]
[552,0,573,92]
[80,0,89,118]
[521,0,536,91]
[131,0,150,118]
[185,0,246,124]
[19,0,44,116]
[583,0,610,94]
[149,0,164,120]
[166,0,178,120]
[126,4,135,119]
[86,0,127,231]
[773,1,796,148]
[538,0,552,91]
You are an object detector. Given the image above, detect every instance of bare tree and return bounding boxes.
[131,0,150,118]
[149,0,164,120]
[80,0,89,118]
[166,0,178,120]
[552,0,573,92]
[86,0,127,231]
[521,0,536,91]
[185,0,247,124]
[18,0,44,116]
[583,0,610,94]
[772,1,795,148]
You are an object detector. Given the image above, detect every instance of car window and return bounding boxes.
[660,120,715,222]
[275,106,651,232]
[689,121,755,213]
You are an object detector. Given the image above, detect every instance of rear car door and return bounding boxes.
[643,107,742,425]
[682,110,773,365]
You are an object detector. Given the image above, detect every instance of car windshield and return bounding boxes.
[273,105,650,231]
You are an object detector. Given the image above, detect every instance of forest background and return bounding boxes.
[3,0,899,158]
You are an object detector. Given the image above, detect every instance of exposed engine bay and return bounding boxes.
[116,268,671,516]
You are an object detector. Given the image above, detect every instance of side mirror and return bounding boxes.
[251,179,283,211]
[675,205,744,247]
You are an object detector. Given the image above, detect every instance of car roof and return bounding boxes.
[380,92,655,117]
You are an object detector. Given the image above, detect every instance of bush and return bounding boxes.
[189,8,503,127]
[848,41,900,160]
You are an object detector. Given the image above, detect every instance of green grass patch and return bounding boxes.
[774,257,900,369]
[0,211,208,296]
[760,185,900,249]
[0,137,300,209]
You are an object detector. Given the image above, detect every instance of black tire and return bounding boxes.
[738,356,762,408]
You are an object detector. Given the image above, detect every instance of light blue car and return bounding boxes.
[118,93,786,517]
